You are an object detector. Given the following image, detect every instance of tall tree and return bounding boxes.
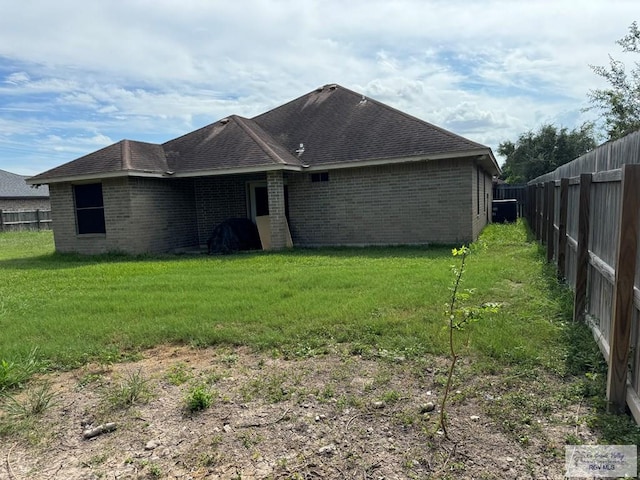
[588,21,640,140]
[499,123,596,183]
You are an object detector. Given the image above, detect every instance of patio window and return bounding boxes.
[74,183,106,234]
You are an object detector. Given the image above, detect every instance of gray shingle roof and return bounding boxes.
[0,169,49,197]
[29,140,167,182]
[29,84,499,183]
[253,84,489,166]
[163,115,303,173]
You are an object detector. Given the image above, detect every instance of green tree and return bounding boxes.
[499,123,596,183]
[588,21,640,140]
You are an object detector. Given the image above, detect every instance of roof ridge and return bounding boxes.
[232,115,289,165]
[251,85,329,122]
[162,120,220,147]
[121,139,132,170]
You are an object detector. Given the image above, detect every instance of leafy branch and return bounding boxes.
[438,245,500,437]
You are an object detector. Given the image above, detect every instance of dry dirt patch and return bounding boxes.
[1,345,594,479]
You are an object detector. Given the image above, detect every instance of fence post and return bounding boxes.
[0,209,3,232]
[573,173,592,323]
[606,164,640,413]
[36,209,41,231]
[557,178,569,279]
[537,184,544,240]
[546,181,555,263]
[541,183,548,244]
[527,185,533,227]
[535,184,541,240]
[532,185,536,236]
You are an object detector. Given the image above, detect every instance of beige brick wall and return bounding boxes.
[49,182,102,254]
[127,177,198,253]
[49,177,197,255]
[48,159,489,254]
[194,173,264,245]
[286,158,476,246]
[471,164,494,240]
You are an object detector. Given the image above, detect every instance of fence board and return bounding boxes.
[558,179,569,279]
[546,182,555,262]
[574,174,592,323]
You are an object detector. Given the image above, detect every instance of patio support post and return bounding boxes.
[267,170,287,250]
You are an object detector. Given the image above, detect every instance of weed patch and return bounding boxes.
[1,381,57,419]
[185,384,214,413]
[105,369,153,409]
[0,349,43,392]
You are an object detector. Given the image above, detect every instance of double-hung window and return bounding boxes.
[74,183,106,234]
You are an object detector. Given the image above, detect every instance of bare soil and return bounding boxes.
[1,345,596,479]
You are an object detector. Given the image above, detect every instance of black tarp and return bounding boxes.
[207,218,262,254]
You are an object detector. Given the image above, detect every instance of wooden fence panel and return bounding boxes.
[632,309,640,397]
[584,176,622,361]
[558,179,569,280]
[589,177,621,269]
[537,184,544,240]
[607,165,640,413]
[527,131,640,423]
[493,184,527,218]
[0,210,52,232]
[545,181,555,263]
[587,263,614,356]
[574,174,592,324]
[565,181,581,290]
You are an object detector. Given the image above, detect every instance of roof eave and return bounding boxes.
[173,164,302,178]
[26,170,166,185]
[27,149,500,184]
[302,148,500,173]
[484,150,501,175]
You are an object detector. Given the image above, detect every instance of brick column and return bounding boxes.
[267,170,287,250]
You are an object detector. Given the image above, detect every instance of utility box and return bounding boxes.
[492,199,518,223]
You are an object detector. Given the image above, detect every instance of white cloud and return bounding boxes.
[4,71,30,85]
[45,133,113,153]
[0,0,637,175]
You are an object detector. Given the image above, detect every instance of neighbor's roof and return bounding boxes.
[0,169,49,197]
[29,84,499,184]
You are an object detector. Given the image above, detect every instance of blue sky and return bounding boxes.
[0,0,638,176]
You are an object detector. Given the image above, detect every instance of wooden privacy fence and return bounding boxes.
[493,184,528,218]
[0,209,51,232]
[527,131,640,423]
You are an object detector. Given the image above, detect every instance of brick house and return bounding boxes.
[0,169,50,211]
[28,84,500,255]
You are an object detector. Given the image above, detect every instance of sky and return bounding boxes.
[0,1,638,176]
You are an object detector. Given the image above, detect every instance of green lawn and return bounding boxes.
[1,222,569,371]
[2,222,640,445]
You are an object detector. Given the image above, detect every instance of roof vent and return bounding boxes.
[359,95,367,105]
[220,118,229,124]
[327,84,337,90]
[295,143,305,157]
